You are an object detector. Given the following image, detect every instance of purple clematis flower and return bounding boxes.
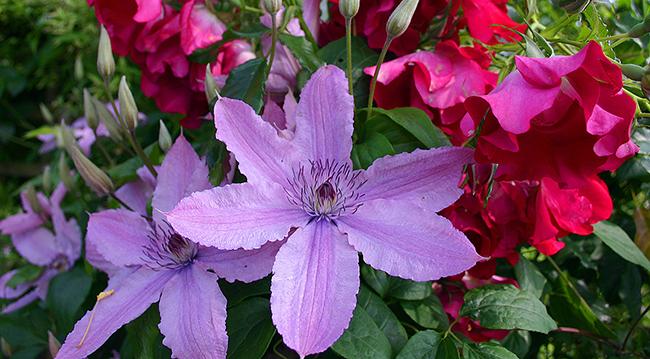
[167,65,483,357]
[56,135,281,359]
[0,183,81,313]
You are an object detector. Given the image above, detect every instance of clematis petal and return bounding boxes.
[12,228,58,266]
[271,221,359,358]
[86,209,152,267]
[158,266,228,358]
[197,240,283,283]
[293,66,354,162]
[339,199,483,281]
[168,182,308,250]
[152,135,211,222]
[0,212,44,236]
[56,268,174,359]
[52,207,82,264]
[2,289,39,314]
[0,270,31,300]
[362,147,473,211]
[214,97,296,185]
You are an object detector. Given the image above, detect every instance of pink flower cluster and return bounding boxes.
[88,0,254,127]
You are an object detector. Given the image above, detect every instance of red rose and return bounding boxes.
[458,0,526,44]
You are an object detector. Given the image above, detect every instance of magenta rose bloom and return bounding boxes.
[365,41,497,144]
[458,0,526,44]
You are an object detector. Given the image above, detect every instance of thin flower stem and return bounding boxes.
[367,37,393,117]
[101,80,135,156]
[127,131,158,178]
[597,33,629,41]
[95,138,115,166]
[554,327,617,347]
[242,5,264,14]
[345,17,354,95]
[622,305,650,350]
[109,193,134,212]
[548,38,583,47]
[298,15,317,46]
[268,14,278,71]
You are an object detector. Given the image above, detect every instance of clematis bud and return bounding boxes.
[25,185,42,214]
[386,0,419,39]
[92,97,124,141]
[1,338,11,357]
[97,25,115,80]
[629,16,650,38]
[263,0,282,15]
[59,154,75,190]
[158,120,172,152]
[641,66,650,99]
[43,165,52,194]
[204,64,219,103]
[556,0,591,14]
[74,55,84,81]
[83,89,98,131]
[118,76,139,131]
[61,125,114,196]
[620,63,645,81]
[339,0,359,19]
[48,331,61,358]
[40,103,54,124]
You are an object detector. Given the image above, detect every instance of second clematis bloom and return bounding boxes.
[167,66,482,357]
[56,136,281,359]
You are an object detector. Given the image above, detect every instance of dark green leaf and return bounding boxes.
[318,37,379,83]
[361,265,392,298]
[226,297,275,359]
[121,305,171,359]
[593,221,650,272]
[46,267,93,334]
[501,331,531,359]
[351,132,395,169]
[395,330,441,359]
[278,34,324,73]
[332,306,393,359]
[219,276,271,308]
[514,255,546,298]
[222,58,268,113]
[462,342,518,359]
[358,286,408,353]
[436,336,460,359]
[371,108,451,148]
[390,278,433,301]
[6,265,44,289]
[460,284,557,334]
[401,295,449,330]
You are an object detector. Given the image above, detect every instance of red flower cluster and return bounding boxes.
[445,42,638,264]
[88,0,254,127]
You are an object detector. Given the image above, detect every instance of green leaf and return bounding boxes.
[363,112,422,153]
[220,276,270,308]
[121,305,171,359]
[23,126,56,139]
[395,330,441,359]
[548,272,615,338]
[45,267,93,334]
[332,306,393,359]
[278,34,324,73]
[226,297,276,359]
[460,284,557,334]
[221,58,268,113]
[514,255,547,298]
[436,336,460,359]
[351,132,395,169]
[318,36,379,83]
[401,295,449,330]
[361,265,392,298]
[593,221,650,272]
[462,342,518,359]
[390,278,433,301]
[358,286,408,353]
[501,331,531,359]
[6,265,44,289]
[371,108,451,149]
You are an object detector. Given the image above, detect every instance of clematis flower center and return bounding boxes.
[285,159,366,220]
[142,222,198,270]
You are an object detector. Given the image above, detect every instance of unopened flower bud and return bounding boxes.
[74,55,84,81]
[97,25,115,80]
[40,103,54,124]
[92,97,124,141]
[158,120,172,152]
[386,0,419,39]
[43,165,52,194]
[118,76,139,131]
[642,67,650,99]
[25,185,42,214]
[556,0,591,14]
[61,126,114,196]
[620,63,645,81]
[59,154,76,190]
[629,16,650,38]
[83,89,98,131]
[204,64,219,103]
[339,0,359,19]
[48,331,60,358]
[1,337,11,357]
[263,0,282,15]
